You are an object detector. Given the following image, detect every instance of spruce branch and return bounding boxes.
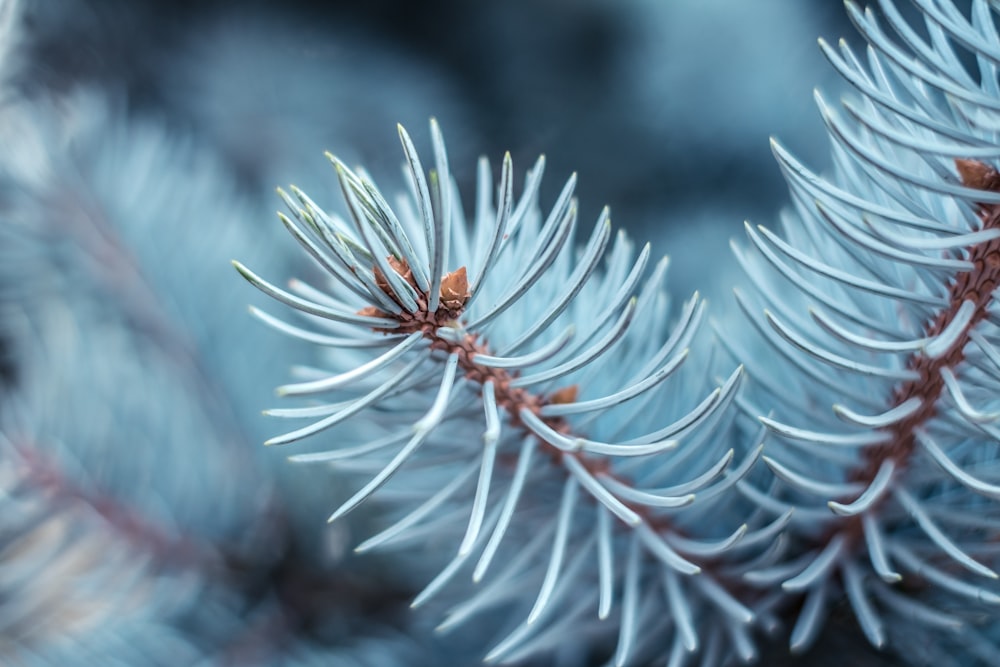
[238,120,783,664]
[235,1,1000,664]
[730,0,1000,659]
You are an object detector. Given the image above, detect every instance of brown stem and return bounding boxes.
[359,262,670,521]
[830,159,1000,552]
[356,257,755,627]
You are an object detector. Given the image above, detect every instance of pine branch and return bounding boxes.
[730,0,1000,659]
[240,2,1000,665]
[237,119,799,664]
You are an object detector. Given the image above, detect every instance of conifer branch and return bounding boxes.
[239,119,781,664]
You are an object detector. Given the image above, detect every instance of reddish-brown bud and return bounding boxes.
[956,158,1000,192]
[357,305,388,319]
[547,385,579,405]
[374,256,418,296]
[388,256,418,289]
[439,266,470,312]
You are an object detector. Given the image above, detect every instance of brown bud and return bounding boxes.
[373,266,391,293]
[956,159,1000,191]
[548,385,579,405]
[356,305,388,319]
[388,256,418,289]
[439,266,470,311]
[374,256,418,296]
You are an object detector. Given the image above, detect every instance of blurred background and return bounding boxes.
[0,1,900,665]
[25,0,854,296]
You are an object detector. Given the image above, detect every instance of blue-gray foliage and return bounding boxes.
[4,0,1000,666]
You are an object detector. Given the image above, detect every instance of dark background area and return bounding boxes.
[23,0,855,272]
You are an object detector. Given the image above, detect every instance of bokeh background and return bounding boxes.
[26,0,855,297]
[0,1,904,665]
